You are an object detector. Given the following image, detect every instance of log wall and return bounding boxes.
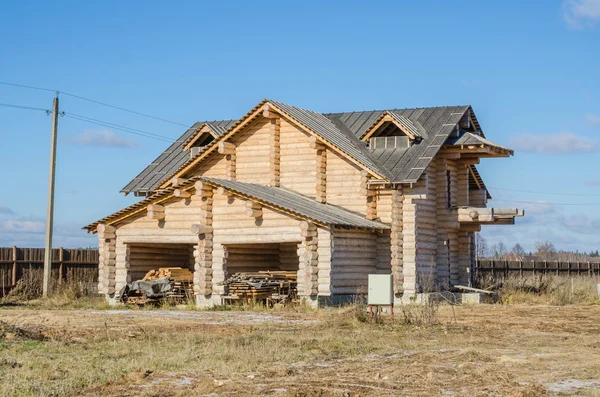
[233,119,272,184]
[128,243,193,281]
[279,119,316,197]
[325,150,366,214]
[330,229,378,295]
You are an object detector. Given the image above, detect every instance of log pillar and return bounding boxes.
[298,221,319,300]
[390,187,403,294]
[457,231,471,285]
[193,187,214,297]
[97,224,117,295]
[269,118,281,187]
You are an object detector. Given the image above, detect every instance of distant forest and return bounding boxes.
[476,235,600,262]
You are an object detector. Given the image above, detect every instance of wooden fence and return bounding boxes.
[476,259,600,278]
[0,246,98,295]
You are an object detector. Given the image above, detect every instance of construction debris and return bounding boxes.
[122,267,194,305]
[223,271,297,304]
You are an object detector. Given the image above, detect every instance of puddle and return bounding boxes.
[546,379,600,393]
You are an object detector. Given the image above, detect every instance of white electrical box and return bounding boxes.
[368,274,393,305]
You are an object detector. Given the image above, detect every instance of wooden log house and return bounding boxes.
[84,100,523,306]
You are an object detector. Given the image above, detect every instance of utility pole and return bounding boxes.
[43,95,59,298]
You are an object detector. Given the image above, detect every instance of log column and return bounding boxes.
[317,228,332,296]
[310,137,327,203]
[114,240,130,295]
[435,158,450,289]
[458,231,471,285]
[269,118,281,187]
[97,224,117,295]
[390,187,403,294]
[193,181,214,297]
[362,171,377,220]
[298,221,318,298]
[218,142,236,181]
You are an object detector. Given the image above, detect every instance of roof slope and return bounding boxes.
[326,106,470,183]
[270,101,393,180]
[121,119,236,195]
[122,102,477,195]
[204,177,389,229]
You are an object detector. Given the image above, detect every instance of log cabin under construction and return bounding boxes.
[84,99,523,307]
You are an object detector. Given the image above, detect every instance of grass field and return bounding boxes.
[2,299,600,397]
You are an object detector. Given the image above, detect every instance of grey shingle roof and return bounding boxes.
[121,119,236,195]
[122,102,476,194]
[326,106,470,183]
[446,131,513,153]
[203,177,389,230]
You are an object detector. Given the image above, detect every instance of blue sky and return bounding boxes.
[1,0,599,252]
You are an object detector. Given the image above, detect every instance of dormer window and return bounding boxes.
[182,124,218,159]
[362,111,425,149]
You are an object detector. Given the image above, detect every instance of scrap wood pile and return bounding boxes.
[123,267,194,305]
[223,271,297,304]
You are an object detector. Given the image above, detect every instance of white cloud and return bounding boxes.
[510,132,598,154]
[586,114,600,126]
[0,204,14,216]
[65,129,137,148]
[0,219,45,233]
[563,0,600,28]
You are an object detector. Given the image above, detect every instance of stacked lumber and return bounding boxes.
[224,271,297,302]
[142,267,193,282]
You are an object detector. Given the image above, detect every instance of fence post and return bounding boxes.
[58,247,64,286]
[11,246,17,286]
[519,260,523,277]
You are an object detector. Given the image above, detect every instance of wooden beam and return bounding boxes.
[217,141,236,155]
[146,204,165,213]
[190,224,214,235]
[147,210,165,220]
[171,177,184,187]
[174,189,192,198]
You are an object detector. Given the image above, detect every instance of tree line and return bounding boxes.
[476,235,600,262]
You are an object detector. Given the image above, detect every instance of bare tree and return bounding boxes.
[493,242,507,259]
[511,243,526,260]
[535,241,556,261]
[476,233,489,258]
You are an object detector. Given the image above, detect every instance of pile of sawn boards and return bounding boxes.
[224,271,297,303]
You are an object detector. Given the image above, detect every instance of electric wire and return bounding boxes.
[64,114,176,143]
[489,186,600,197]
[0,102,49,112]
[65,112,176,141]
[0,81,190,127]
[491,199,600,206]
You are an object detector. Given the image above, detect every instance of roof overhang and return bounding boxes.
[158,99,389,190]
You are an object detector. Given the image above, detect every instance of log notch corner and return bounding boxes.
[97,224,116,295]
[263,104,281,187]
[192,180,214,296]
[298,221,319,299]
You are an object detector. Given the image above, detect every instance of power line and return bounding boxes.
[64,114,175,143]
[490,186,600,197]
[0,102,50,112]
[65,112,176,141]
[492,199,600,206]
[0,81,190,127]
[0,81,56,93]
[61,92,190,127]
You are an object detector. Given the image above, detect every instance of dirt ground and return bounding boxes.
[1,304,600,396]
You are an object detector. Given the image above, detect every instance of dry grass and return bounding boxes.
[477,274,600,305]
[2,304,600,396]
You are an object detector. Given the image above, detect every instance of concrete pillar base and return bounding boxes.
[195,294,222,309]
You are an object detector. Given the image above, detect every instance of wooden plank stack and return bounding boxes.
[142,267,193,282]
[224,271,297,303]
